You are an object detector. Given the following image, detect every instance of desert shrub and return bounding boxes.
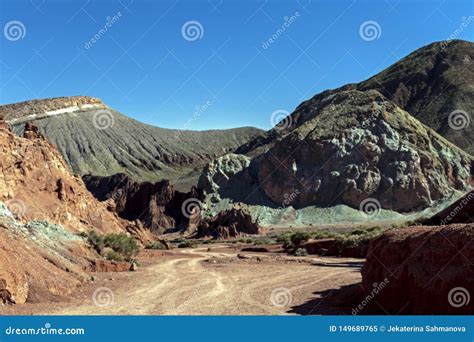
[104,249,123,262]
[253,237,275,245]
[85,230,139,261]
[335,226,385,248]
[145,241,168,250]
[103,233,139,260]
[311,230,338,240]
[290,231,311,248]
[178,240,197,248]
[85,230,105,254]
[276,231,293,248]
[294,248,308,257]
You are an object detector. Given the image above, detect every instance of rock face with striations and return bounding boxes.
[256,90,471,212]
[83,173,204,233]
[362,225,474,314]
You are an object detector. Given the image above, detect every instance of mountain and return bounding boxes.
[202,89,472,213]
[0,96,263,186]
[358,40,473,154]
[239,40,473,155]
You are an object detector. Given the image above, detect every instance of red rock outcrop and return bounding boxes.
[0,123,137,304]
[83,173,204,233]
[196,205,260,239]
[0,122,124,233]
[362,225,474,314]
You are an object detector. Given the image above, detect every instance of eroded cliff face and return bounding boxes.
[0,120,126,233]
[362,225,474,314]
[83,173,204,233]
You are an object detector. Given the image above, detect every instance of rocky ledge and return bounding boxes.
[0,96,107,123]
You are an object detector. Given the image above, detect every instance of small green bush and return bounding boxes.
[276,231,293,248]
[86,230,105,254]
[294,248,308,257]
[103,233,139,260]
[145,241,168,250]
[104,249,123,262]
[178,240,197,248]
[290,231,311,248]
[85,230,139,261]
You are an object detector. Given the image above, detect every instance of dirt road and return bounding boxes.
[4,246,362,315]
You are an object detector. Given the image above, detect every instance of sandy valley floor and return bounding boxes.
[2,246,363,315]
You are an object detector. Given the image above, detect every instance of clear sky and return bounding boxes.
[0,0,472,130]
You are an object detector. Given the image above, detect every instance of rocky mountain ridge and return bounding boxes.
[201,89,472,214]
[0,97,264,186]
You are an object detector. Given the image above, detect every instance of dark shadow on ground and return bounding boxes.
[288,283,364,315]
[310,261,364,268]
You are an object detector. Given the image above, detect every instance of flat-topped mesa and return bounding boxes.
[0,96,108,124]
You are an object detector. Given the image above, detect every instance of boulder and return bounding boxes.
[362,225,474,314]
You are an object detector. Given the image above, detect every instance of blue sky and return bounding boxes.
[0,0,472,130]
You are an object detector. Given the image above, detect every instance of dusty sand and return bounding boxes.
[1,245,363,315]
